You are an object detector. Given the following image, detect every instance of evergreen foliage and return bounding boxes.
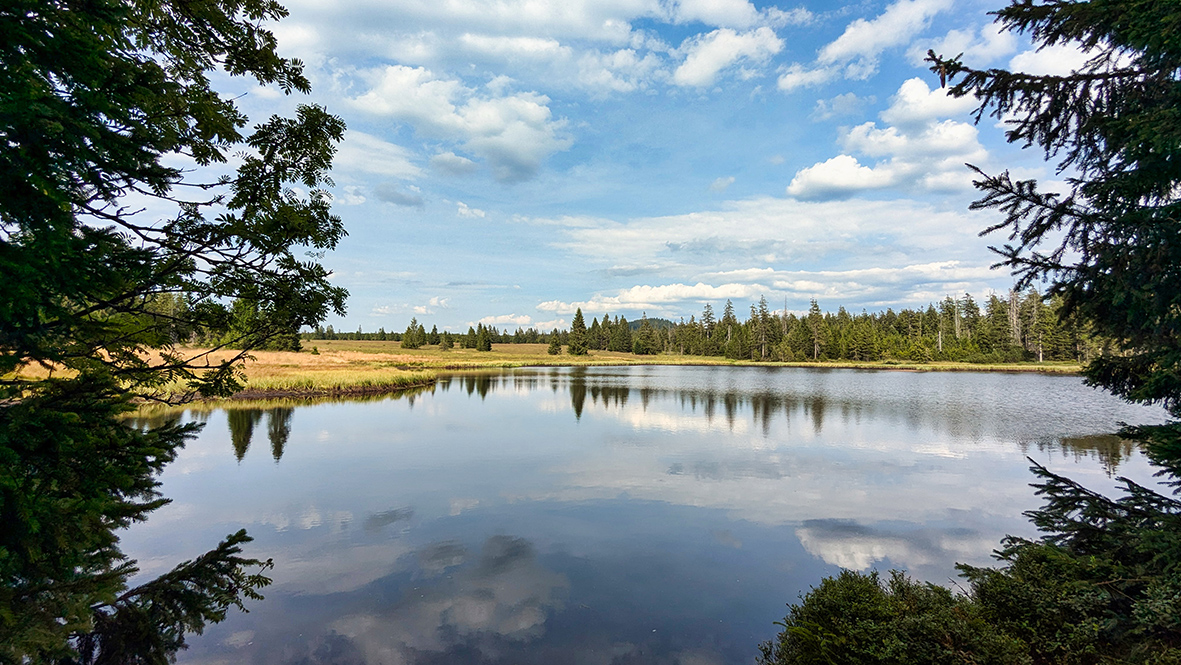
[758,570,1027,665]
[1,0,344,659]
[568,309,589,356]
[400,317,423,349]
[547,331,562,355]
[765,2,1181,663]
[476,324,492,352]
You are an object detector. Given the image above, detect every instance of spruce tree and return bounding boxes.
[610,316,632,352]
[547,330,562,355]
[766,4,1181,662]
[401,318,421,349]
[568,309,589,355]
[476,324,492,352]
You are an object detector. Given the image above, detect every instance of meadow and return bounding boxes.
[207,340,1081,400]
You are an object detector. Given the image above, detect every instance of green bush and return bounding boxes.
[758,570,1028,665]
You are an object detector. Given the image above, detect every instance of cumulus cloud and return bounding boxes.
[786,155,896,199]
[333,131,422,179]
[456,201,486,218]
[537,282,770,315]
[668,0,811,29]
[673,27,783,87]
[918,23,1017,67]
[779,0,951,90]
[535,260,993,315]
[787,77,985,199]
[350,65,572,182]
[374,182,425,207]
[577,48,666,93]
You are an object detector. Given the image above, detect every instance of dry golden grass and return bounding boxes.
[300,340,1082,374]
[8,342,1081,405]
[168,347,435,397]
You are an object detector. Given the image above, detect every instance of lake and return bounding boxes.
[122,365,1169,665]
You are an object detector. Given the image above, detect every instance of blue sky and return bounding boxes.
[223,0,1092,332]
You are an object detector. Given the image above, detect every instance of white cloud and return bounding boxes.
[351,65,572,182]
[459,33,568,59]
[431,151,479,176]
[673,27,783,87]
[333,131,422,179]
[1009,43,1092,77]
[787,78,986,199]
[478,314,534,326]
[533,261,996,316]
[577,48,666,93]
[332,185,367,206]
[787,155,896,199]
[526,194,996,307]
[776,63,835,91]
[281,0,652,48]
[532,318,568,331]
[538,282,769,314]
[669,0,760,28]
[374,182,425,207]
[919,23,1017,67]
[709,176,735,192]
[878,76,977,128]
[456,201,486,218]
[779,0,950,91]
[429,296,451,308]
[819,0,950,75]
[666,0,812,29]
[810,92,874,121]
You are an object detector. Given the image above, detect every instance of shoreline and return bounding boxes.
[108,343,1081,405]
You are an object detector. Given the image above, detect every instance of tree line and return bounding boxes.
[302,288,1100,363]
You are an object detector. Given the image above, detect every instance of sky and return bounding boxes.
[218,0,1092,333]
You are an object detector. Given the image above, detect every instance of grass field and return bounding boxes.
[12,342,1082,403]
[298,340,1082,373]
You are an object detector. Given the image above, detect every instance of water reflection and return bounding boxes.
[120,366,1169,665]
[438,367,1148,450]
[268,408,293,461]
[221,535,570,665]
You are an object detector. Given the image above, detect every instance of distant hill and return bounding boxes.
[628,317,675,331]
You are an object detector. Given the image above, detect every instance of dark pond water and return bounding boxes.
[122,365,1169,665]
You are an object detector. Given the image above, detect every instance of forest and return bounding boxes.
[304,288,1097,364]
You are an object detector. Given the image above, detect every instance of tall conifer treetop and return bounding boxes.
[568,308,589,356]
[764,4,1181,663]
[928,0,1181,414]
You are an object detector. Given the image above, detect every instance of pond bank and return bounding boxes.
[178,341,1078,401]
